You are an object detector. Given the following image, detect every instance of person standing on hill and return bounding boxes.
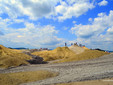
[71,43,73,46]
[65,43,67,47]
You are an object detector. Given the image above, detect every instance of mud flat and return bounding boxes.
[0,53,113,85]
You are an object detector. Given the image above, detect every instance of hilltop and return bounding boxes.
[69,45,87,54]
[32,47,76,61]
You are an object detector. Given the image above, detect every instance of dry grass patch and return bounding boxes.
[54,49,109,63]
[0,70,58,85]
[32,47,76,61]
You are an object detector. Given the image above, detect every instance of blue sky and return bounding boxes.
[0,0,113,50]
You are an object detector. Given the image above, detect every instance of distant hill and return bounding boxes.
[93,48,105,52]
[8,47,28,50]
[93,48,113,53]
[105,50,113,53]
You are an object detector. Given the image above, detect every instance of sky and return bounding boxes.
[0,0,113,50]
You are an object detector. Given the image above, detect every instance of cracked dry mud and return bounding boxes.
[0,53,113,85]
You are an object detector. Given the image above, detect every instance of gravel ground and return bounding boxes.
[0,53,113,85]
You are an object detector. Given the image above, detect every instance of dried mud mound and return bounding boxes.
[32,46,109,63]
[32,47,76,61]
[56,49,109,63]
[0,45,32,68]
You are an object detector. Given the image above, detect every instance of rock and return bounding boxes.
[27,56,43,64]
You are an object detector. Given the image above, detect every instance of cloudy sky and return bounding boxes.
[0,0,113,50]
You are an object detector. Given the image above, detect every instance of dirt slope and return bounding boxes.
[69,45,86,54]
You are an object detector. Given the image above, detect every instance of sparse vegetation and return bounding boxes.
[0,70,58,85]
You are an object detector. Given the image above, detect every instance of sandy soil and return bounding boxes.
[0,53,113,85]
[69,45,85,54]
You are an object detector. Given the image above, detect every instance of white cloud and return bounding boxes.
[20,0,59,20]
[88,18,93,22]
[13,19,24,23]
[71,10,113,38]
[98,0,108,6]
[98,12,106,17]
[63,26,69,30]
[66,0,92,5]
[55,1,94,21]
[71,10,113,50]
[0,0,59,20]
[73,21,76,24]
[0,0,95,21]
[107,26,113,34]
[0,18,64,48]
